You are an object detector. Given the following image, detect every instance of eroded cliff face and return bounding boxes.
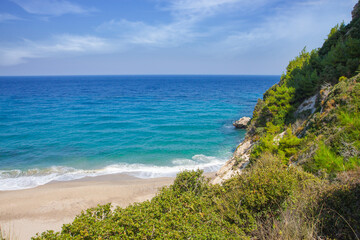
[211,139,252,184]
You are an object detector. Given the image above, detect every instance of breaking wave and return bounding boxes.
[0,154,226,191]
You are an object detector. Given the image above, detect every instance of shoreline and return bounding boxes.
[0,172,204,239]
[0,157,226,191]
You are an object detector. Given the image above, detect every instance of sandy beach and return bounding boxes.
[0,174,176,239]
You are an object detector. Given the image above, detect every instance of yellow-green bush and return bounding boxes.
[339,76,348,82]
[214,154,319,235]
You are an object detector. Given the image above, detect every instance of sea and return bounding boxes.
[0,75,279,190]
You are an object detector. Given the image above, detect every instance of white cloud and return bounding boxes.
[0,49,35,66]
[203,0,354,56]
[166,0,267,18]
[1,0,356,70]
[96,0,246,48]
[133,22,194,45]
[11,0,93,16]
[0,13,22,22]
[0,35,110,66]
[97,19,201,47]
[39,35,108,52]
[169,0,240,11]
[0,0,277,66]
[166,0,241,19]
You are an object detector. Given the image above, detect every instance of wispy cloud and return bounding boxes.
[166,0,241,19]
[166,0,266,19]
[0,0,355,70]
[129,20,196,46]
[200,0,354,56]
[0,13,22,22]
[11,0,94,16]
[97,0,245,47]
[0,35,110,66]
[97,19,200,47]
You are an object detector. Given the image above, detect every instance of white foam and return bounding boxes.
[0,154,227,191]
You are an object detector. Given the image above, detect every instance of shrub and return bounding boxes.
[215,153,318,235]
[33,170,245,239]
[171,169,208,196]
[317,169,360,240]
[308,141,346,175]
[339,76,348,82]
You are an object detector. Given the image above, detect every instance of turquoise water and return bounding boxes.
[0,75,278,190]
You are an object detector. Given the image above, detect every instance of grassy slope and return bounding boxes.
[33,2,360,240]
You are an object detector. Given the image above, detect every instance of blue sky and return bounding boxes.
[0,0,356,75]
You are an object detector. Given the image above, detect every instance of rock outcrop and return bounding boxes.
[294,94,318,118]
[211,139,253,184]
[233,117,251,129]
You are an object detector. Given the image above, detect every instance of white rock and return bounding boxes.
[233,117,251,129]
[295,94,317,116]
[211,140,252,185]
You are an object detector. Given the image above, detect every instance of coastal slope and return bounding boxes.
[214,1,360,183]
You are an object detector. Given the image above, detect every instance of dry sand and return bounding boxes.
[0,174,175,239]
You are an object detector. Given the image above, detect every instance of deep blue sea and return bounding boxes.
[0,75,278,190]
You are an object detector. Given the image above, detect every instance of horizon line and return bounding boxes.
[0,73,282,77]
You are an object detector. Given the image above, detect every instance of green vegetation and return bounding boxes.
[250,127,303,165]
[214,154,319,236]
[34,2,360,239]
[300,75,360,176]
[33,163,360,240]
[32,161,317,239]
[249,4,360,138]
[247,1,360,176]
[318,171,360,240]
[35,170,243,240]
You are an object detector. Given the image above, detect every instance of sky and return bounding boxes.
[0,0,357,75]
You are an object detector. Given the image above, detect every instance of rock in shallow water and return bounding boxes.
[233,117,251,129]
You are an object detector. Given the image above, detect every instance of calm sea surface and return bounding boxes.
[0,75,278,190]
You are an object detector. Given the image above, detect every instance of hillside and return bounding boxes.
[32,2,360,240]
[214,1,360,184]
